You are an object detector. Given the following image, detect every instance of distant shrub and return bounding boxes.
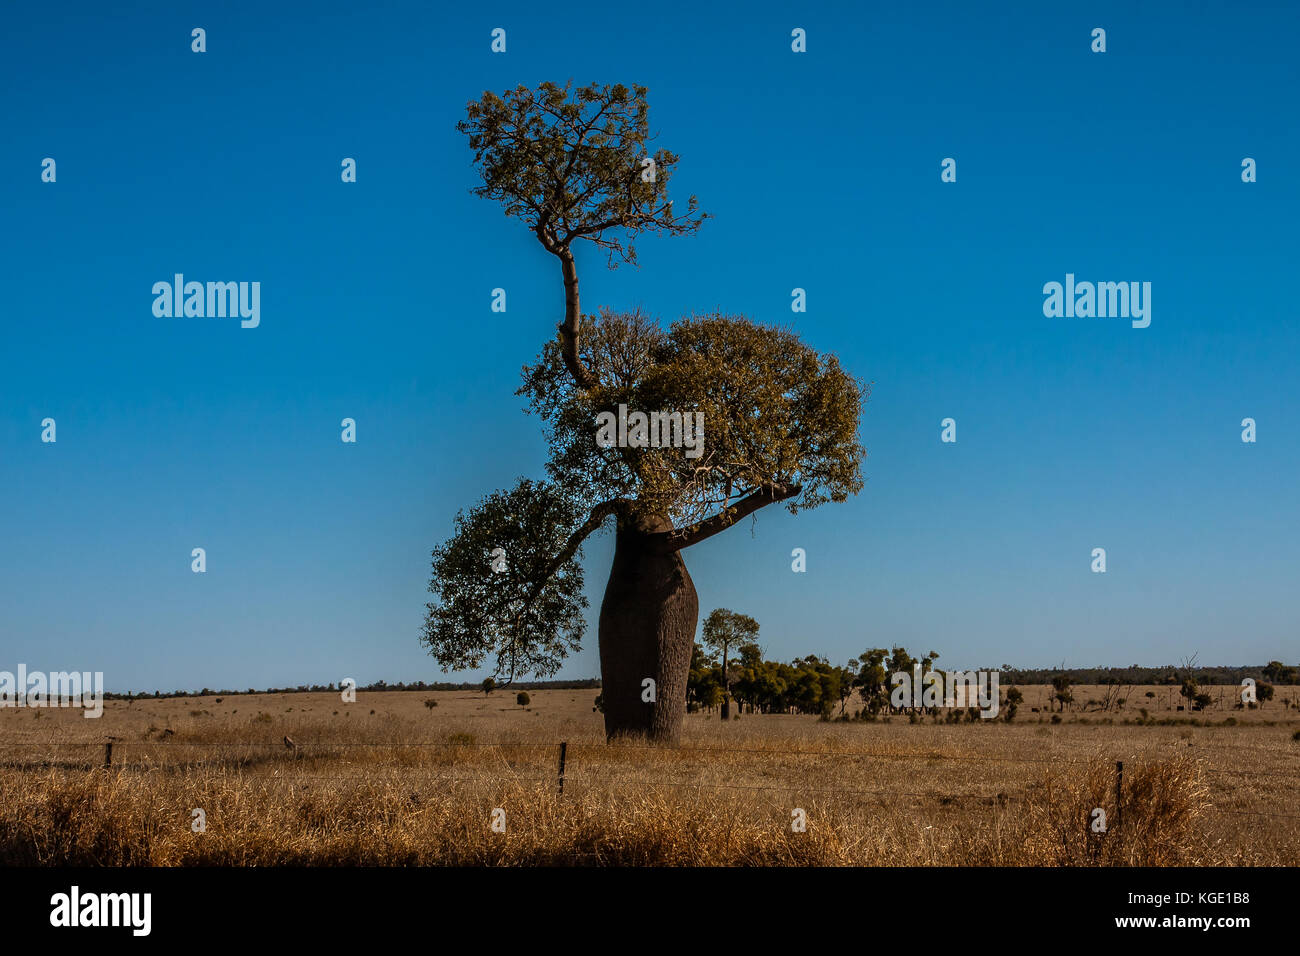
[424,699,438,710]
[1050,714,1062,724]
[516,692,530,706]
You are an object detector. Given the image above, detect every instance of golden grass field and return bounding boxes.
[2,685,1298,866]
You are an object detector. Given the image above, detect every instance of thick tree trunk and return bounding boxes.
[597,512,698,744]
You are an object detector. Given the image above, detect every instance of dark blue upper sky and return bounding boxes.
[2,1,1297,692]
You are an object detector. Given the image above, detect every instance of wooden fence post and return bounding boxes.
[103,741,112,769]
[557,741,567,795]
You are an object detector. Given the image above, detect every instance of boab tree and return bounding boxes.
[423,81,867,743]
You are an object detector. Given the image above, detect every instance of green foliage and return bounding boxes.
[519,310,867,525]
[1264,661,1298,684]
[516,691,531,706]
[423,480,589,681]
[701,609,759,661]
[687,643,724,709]
[701,607,761,710]
[854,648,889,714]
[1051,673,1073,711]
[481,678,496,696]
[725,651,846,717]
[457,81,705,268]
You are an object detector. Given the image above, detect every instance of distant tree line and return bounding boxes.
[97,653,1297,705]
[102,677,601,701]
[688,641,1014,718]
[683,617,1298,720]
[1002,661,1298,687]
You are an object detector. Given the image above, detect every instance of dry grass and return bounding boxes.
[1,688,1297,866]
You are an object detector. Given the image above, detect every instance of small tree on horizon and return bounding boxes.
[701,608,760,720]
[1051,673,1073,712]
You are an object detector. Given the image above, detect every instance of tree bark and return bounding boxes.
[556,247,597,389]
[598,510,698,743]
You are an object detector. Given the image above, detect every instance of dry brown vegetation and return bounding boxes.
[1,687,1297,866]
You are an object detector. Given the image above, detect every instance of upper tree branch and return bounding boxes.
[654,482,801,553]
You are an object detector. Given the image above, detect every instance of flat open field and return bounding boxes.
[2,686,1298,865]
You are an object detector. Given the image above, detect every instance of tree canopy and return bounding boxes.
[424,309,866,682]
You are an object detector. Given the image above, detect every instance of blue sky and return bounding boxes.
[2,1,1297,693]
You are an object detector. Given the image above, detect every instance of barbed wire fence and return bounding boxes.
[2,738,1298,824]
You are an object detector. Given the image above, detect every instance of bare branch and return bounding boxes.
[655,482,801,553]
